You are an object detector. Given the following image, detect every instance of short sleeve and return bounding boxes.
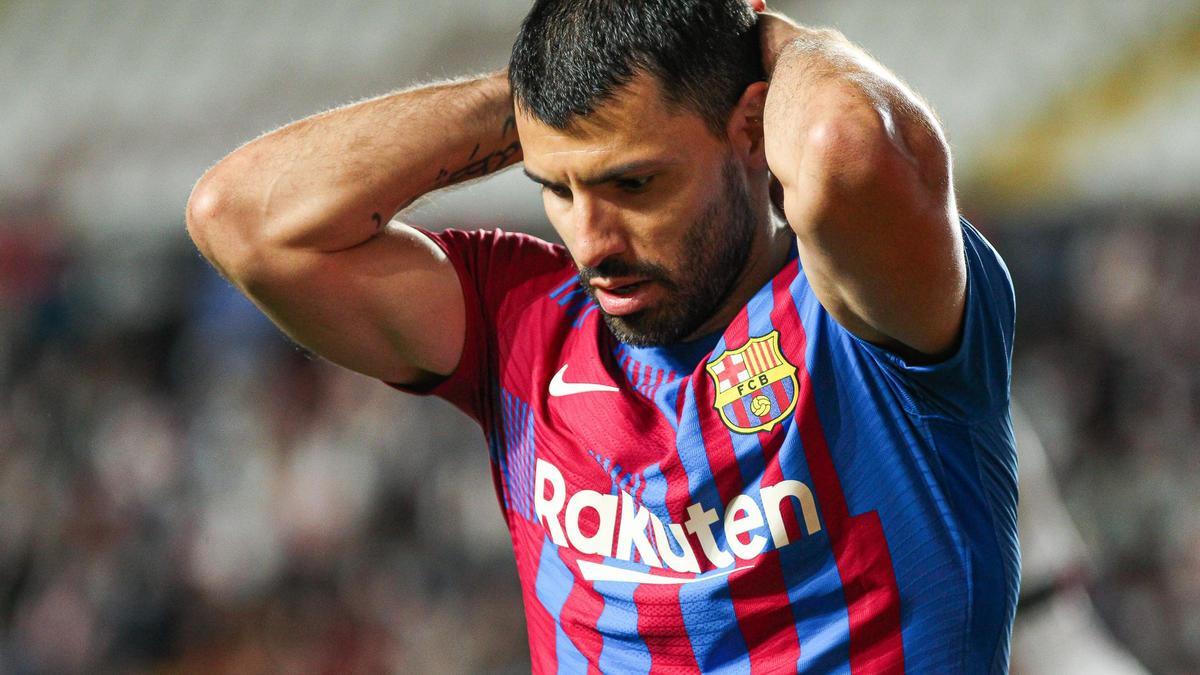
[849,217,1016,420]
[385,227,570,424]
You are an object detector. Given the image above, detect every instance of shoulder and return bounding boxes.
[424,227,570,270]
[418,226,574,297]
[834,217,1015,420]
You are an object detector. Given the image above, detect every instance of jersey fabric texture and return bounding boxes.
[390,217,1019,674]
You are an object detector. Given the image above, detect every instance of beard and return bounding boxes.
[578,159,760,347]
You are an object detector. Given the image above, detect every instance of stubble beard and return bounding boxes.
[579,160,759,347]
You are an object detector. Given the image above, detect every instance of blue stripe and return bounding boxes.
[500,389,537,521]
[639,462,673,530]
[721,279,777,486]
[573,302,600,328]
[549,276,577,299]
[679,580,750,673]
[780,269,853,669]
[672,385,751,670]
[712,278,785,555]
[534,537,589,673]
[782,541,853,674]
[594,578,652,675]
[613,345,685,431]
[557,286,586,306]
[674,386,731,544]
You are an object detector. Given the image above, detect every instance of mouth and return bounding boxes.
[590,279,658,316]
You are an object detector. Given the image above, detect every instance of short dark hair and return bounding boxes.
[509,0,763,136]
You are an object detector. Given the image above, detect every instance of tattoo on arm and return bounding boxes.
[433,116,522,189]
[433,141,521,188]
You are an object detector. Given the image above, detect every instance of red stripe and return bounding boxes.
[746,342,761,374]
[731,398,753,429]
[675,376,689,424]
[650,367,666,399]
[555,565,607,673]
[695,312,753,543]
[710,311,803,673]
[774,260,905,673]
[767,379,789,424]
[647,395,708,671]
[728,551,804,673]
[733,416,802,673]
[633,584,700,672]
[763,340,778,368]
[759,267,807,562]
[594,338,707,670]
[520,530,561,674]
[651,435,708,671]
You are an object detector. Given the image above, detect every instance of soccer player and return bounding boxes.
[186,0,1018,672]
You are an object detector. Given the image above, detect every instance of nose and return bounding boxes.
[569,194,627,270]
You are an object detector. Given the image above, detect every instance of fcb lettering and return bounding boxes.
[706,330,799,434]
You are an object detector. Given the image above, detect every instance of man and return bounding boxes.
[187,0,1018,672]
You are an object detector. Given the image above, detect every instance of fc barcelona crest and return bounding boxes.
[705,330,799,434]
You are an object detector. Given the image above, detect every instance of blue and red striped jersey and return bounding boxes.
[393,217,1019,673]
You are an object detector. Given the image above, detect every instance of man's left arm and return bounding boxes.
[759,13,965,360]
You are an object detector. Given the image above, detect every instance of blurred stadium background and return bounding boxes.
[2,0,1198,672]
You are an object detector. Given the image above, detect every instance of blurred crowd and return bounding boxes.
[0,205,1197,673]
[0,209,529,673]
[994,209,1200,674]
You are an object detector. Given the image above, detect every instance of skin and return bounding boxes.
[517,74,792,346]
[186,4,963,388]
[758,12,964,359]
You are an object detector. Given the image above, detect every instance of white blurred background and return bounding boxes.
[2,0,1198,672]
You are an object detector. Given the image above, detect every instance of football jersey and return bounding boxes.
[391,217,1019,674]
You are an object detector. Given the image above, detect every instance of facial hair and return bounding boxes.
[578,159,759,346]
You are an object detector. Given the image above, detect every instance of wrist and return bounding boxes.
[757,12,802,76]
[759,14,843,78]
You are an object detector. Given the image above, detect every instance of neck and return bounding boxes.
[685,206,793,340]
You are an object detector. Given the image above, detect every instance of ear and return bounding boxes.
[725,81,769,169]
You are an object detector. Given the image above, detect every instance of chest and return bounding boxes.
[491,312,821,575]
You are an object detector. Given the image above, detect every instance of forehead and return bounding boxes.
[517,74,722,178]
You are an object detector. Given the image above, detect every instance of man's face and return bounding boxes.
[518,75,762,346]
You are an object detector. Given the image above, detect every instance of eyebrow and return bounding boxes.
[523,159,672,188]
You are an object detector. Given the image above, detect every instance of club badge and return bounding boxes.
[705,330,799,434]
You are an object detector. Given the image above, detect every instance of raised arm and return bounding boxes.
[186,70,520,384]
[758,13,965,359]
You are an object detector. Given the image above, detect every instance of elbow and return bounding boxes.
[802,111,893,194]
[185,177,222,259]
[185,174,264,282]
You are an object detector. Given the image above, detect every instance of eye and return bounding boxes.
[543,184,572,200]
[615,175,654,193]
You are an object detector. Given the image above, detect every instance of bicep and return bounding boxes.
[234,222,466,384]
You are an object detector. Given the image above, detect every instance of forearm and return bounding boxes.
[757,13,962,356]
[188,70,519,259]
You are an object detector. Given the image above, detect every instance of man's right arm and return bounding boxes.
[185,70,520,385]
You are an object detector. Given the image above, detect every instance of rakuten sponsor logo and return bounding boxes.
[534,458,822,579]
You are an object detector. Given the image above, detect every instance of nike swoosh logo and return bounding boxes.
[549,364,619,397]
